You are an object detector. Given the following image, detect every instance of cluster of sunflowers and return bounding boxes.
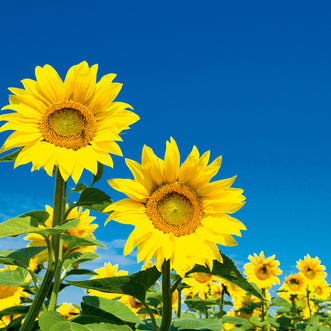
[0,62,329,330]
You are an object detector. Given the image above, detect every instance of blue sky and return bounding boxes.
[0,0,330,303]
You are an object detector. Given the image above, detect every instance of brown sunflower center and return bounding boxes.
[0,285,18,299]
[146,182,203,237]
[40,101,97,150]
[255,264,271,280]
[306,268,315,279]
[194,272,212,284]
[288,278,300,290]
[128,296,144,309]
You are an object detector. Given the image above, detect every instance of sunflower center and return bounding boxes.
[289,279,300,290]
[306,268,315,279]
[194,272,212,284]
[146,182,203,237]
[128,296,143,309]
[0,285,18,299]
[40,101,97,150]
[256,264,271,280]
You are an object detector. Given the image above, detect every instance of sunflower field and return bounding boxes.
[0,62,330,331]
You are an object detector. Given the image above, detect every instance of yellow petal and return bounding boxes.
[108,178,149,202]
[164,137,180,183]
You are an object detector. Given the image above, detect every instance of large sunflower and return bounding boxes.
[105,138,246,276]
[296,254,327,286]
[0,61,139,183]
[243,251,282,289]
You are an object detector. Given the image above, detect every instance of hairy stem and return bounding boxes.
[159,260,172,331]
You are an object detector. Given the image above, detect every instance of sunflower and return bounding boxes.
[0,61,139,183]
[311,279,330,300]
[105,138,246,276]
[183,272,220,300]
[24,205,97,265]
[279,273,307,300]
[296,254,327,286]
[58,303,80,319]
[88,262,128,299]
[119,295,145,317]
[0,266,27,310]
[244,251,282,289]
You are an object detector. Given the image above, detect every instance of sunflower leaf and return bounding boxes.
[0,148,23,162]
[0,210,49,238]
[75,188,112,213]
[39,311,67,331]
[186,253,265,300]
[91,162,103,186]
[0,246,47,268]
[65,269,98,278]
[0,267,28,286]
[61,234,105,252]
[0,305,30,317]
[170,317,223,330]
[66,266,161,302]
[62,252,99,270]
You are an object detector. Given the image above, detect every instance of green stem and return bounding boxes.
[141,299,158,331]
[159,260,172,331]
[290,294,298,331]
[306,286,312,319]
[170,275,182,293]
[219,284,225,319]
[177,288,181,318]
[48,171,66,310]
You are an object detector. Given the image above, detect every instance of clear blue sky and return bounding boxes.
[0,0,330,300]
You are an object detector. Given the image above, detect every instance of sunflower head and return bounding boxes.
[296,254,327,286]
[0,61,139,183]
[105,138,246,276]
[58,303,80,319]
[279,273,307,300]
[88,262,128,300]
[244,251,282,289]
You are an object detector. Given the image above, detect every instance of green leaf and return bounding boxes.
[39,311,67,331]
[84,323,132,331]
[38,218,81,237]
[0,211,49,238]
[0,246,47,268]
[0,148,22,162]
[171,317,223,331]
[186,253,265,300]
[91,162,103,186]
[72,302,126,325]
[222,316,252,327]
[67,266,161,302]
[49,321,90,331]
[75,188,112,213]
[271,297,291,308]
[72,183,89,193]
[63,252,99,270]
[61,234,105,252]
[0,267,28,286]
[0,305,30,317]
[65,269,98,278]
[82,296,140,323]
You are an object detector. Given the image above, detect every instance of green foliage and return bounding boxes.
[0,266,27,286]
[0,246,47,268]
[61,234,105,251]
[170,317,223,330]
[186,253,265,300]
[67,266,161,302]
[39,311,66,331]
[0,305,29,317]
[65,269,98,277]
[62,252,99,269]
[73,187,112,213]
[91,162,103,186]
[0,148,22,162]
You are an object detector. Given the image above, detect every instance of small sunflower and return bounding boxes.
[183,272,220,300]
[120,295,145,317]
[311,279,330,300]
[58,303,80,319]
[296,254,327,286]
[279,273,307,300]
[105,138,246,276]
[0,266,27,310]
[24,205,97,265]
[244,251,282,289]
[0,61,139,183]
[88,262,128,299]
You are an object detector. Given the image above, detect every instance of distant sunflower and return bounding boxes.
[58,303,80,319]
[296,254,327,286]
[311,279,330,300]
[244,251,282,289]
[280,273,307,300]
[0,266,27,310]
[0,61,139,183]
[24,205,97,265]
[105,138,246,276]
[183,272,220,300]
[88,262,128,300]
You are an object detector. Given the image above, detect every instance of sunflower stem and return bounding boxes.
[306,286,312,319]
[48,170,66,310]
[141,299,158,331]
[219,284,225,319]
[159,260,172,331]
[177,288,182,318]
[290,294,298,331]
